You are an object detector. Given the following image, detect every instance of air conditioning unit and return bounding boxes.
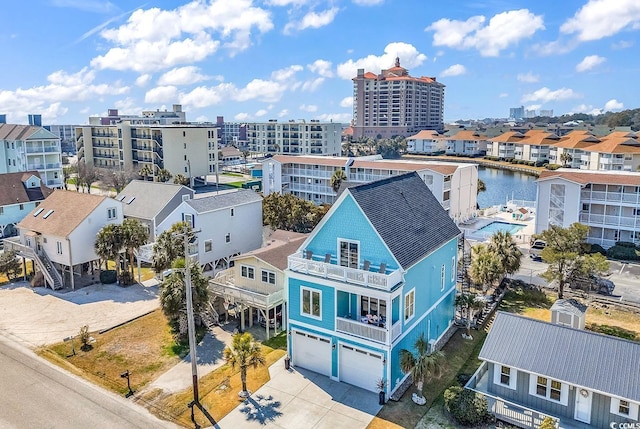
[427,339,437,354]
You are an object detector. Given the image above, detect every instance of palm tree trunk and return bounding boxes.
[241,367,248,394]
[416,380,424,396]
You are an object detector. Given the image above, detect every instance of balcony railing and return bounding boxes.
[288,251,403,291]
[581,190,640,204]
[336,316,387,343]
[579,213,638,227]
[210,272,284,308]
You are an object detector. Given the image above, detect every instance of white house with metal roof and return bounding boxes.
[4,190,123,290]
[156,189,263,275]
[466,311,640,429]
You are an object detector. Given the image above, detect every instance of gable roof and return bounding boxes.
[185,189,262,214]
[347,172,460,269]
[241,230,307,270]
[116,180,193,220]
[17,190,107,237]
[0,171,52,206]
[480,312,640,402]
[551,298,587,316]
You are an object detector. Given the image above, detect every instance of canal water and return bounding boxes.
[477,166,538,208]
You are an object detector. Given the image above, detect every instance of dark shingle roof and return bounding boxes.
[480,312,640,402]
[347,172,460,269]
[0,171,52,206]
[186,189,262,213]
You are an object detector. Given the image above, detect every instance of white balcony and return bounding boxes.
[581,190,640,204]
[288,252,403,291]
[210,271,284,309]
[335,317,401,344]
[579,212,639,228]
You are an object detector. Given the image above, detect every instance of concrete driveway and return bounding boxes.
[215,358,382,429]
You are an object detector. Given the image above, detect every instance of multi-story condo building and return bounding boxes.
[89,104,186,126]
[578,132,640,171]
[488,130,559,163]
[536,169,640,249]
[45,124,81,154]
[247,120,342,156]
[0,123,63,188]
[444,130,488,156]
[262,155,478,223]
[406,130,446,154]
[76,122,218,182]
[352,57,445,139]
[216,116,248,147]
[548,130,601,168]
[509,106,524,120]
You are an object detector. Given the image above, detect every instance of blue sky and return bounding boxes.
[0,0,638,125]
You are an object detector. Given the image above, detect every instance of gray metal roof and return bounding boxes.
[116,180,192,220]
[347,172,461,269]
[480,312,640,402]
[185,189,262,213]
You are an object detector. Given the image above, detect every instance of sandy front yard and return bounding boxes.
[0,281,160,348]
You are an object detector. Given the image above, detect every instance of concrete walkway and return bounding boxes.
[214,358,382,429]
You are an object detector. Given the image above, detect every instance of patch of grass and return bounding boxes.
[37,310,182,396]
[144,346,286,427]
[587,323,639,341]
[226,181,245,188]
[499,286,554,314]
[261,331,287,350]
[369,328,487,429]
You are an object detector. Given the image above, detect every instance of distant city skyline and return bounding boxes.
[0,0,638,125]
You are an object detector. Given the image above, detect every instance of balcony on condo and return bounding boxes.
[581,187,640,205]
[288,250,403,292]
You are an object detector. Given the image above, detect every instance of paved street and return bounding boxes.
[0,333,178,429]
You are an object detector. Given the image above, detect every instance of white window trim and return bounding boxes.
[240,265,255,280]
[528,373,568,406]
[440,264,446,291]
[610,397,639,420]
[337,238,360,268]
[56,241,63,255]
[204,239,212,253]
[404,289,415,323]
[451,256,456,282]
[301,286,322,320]
[107,207,117,220]
[493,364,517,390]
[261,269,276,285]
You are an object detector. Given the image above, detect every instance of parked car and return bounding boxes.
[529,240,547,260]
[568,274,615,295]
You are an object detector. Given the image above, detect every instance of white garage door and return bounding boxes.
[339,344,383,392]
[292,331,331,377]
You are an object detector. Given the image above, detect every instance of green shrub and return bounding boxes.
[534,160,546,167]
[444,386,493,427]
[588,244,607,255]
[607,244,640,261]
[539,416,557,429]
[545,163,562,170]
[615,241,638,249]
[587,323,638,341]
[100,270,117,284]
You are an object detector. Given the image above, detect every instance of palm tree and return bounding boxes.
[152,221,194,274]
[156,168,172,183]
[455,294,485,339]
[560,152,573,167]
[477,178,486,195]
[159,258,210,336]
[469,244,501,292]
[120,218,148,280]
[173,174,189,186]
[399,334,446,402]
[94,224,123,276]
[330,169,347,194]
[223,332,266,397]
[139,165,153,181]
[488,231,522,278]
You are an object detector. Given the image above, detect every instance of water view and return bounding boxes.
[477,166,538,208]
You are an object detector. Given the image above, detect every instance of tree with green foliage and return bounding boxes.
[469,244,502,291]
[537,223,609,298]
[152,221,195,273]
[0,250,21,281]
[262,193,328,233]
[477,178,486,195]
[330,168,347,194]
[444,386,493,427]
[159,258,210,337]
[139,165,153,181]
[173,174,189,186]
[156,168,172,183]
[94,224,123,276]
[399,334,446,402]
[539,416,557,429]
[559,152,573,167]
[120,218,148,280]
[455,294,486,339]
[488,231,522,277]
[223,332,267,397]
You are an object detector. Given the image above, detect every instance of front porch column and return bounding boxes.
[249,306,253,327]
[240,304,245,331]
[69,264,75,291]
[265,306,270,340]
[22,257,27,281]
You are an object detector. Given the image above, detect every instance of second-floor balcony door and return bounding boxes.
[339,240,359,269]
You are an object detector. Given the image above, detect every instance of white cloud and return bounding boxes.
[265,0,309,6]
[235,79,288,102]
[440,64,466,77]
[612,40,634,49]
[521,87,581,103]
[284,7,339,34]
[179,83,236,108]
[271,65,303,81]
[144,86,178,103]
[517,72,539,83]
[300,104,318,112]
[575,55,606,72]
[570,104,603,115]
[135,74,152,86]
[158,66,210,85]
[560,0,640,41]
[353,0,384,4]
[340,97,353,108]
[308,59,333,77]
[314,113,352,123]
[499,93,509,98]
[301,77,324,92]
[525,104,542,111]
[234,112,250,121]
[532,39,577,56]
[426,9,544,57]
[604,99,624,111]
[51,0,117,14]
[336,42,427,79]
[255,109,268,117]
[195,115,209,122]
[91,0,273,73]
[278,109,289,117]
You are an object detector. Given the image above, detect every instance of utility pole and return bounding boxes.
[183,227,199,405]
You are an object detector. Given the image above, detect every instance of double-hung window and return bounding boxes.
[338,239,359,268]
[301,287,321,319]
[530,375,567,405]
[404,289,415,322]
[261,270,276,285]
[611,398,639,419]
[441,265,446,291]
[241,265,254,279]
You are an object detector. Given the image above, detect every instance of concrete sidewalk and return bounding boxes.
[213,358,381,429]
